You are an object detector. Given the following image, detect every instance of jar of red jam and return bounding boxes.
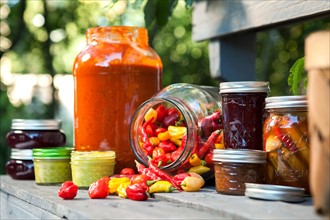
[6,149,35,180]
[213,149,267,195]
[220,81,270,150]
[263,95,310,194]
[130,83,223,180]
[73,26,162,174]
[6,119,66,149]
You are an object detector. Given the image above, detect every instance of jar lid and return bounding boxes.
[265,95,307,109]
[11,119,62,130]
[219,81,270,93]
[212,149,266,163]
[71,151,116,163]
[33,147,72,159]
[11,149,33,160]
[245,183,306,203]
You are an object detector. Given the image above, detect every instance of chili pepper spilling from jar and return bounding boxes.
[58,181,78,200]
[88,179,109,199]
[126,183,149,201]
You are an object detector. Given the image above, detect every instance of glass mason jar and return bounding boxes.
[213,149,266,195]
[220,81,270,150]
[263,95,310,194]
[130,83,223,180]
[72,26,162,174]
[6,119,66,149]
[33,147,72,185]
[71,151,116,188]
[6,149,35,180]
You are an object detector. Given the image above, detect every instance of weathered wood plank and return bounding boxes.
[192,0,330,41]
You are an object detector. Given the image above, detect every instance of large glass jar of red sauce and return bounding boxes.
[130,83,223,180]
[73,26,162,173]
[6,119,66,149]
[263,95,310,194]
[219,81,270,150]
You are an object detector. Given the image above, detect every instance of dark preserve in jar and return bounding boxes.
[220,82,269,150]
[6,119,66,149]
[6,149,35,180]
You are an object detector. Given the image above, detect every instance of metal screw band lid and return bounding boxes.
[219,81,270,93]
[212,149,266,163]
[11,119,62,130]
[10,149,33,160]
[265,95,307,109]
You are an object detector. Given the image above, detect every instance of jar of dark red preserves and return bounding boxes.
[6,149,35,180]
[263,95,310,194]
[73,26,162,174]
[130,83,223,180]
[6,119,66,149]
[220,81,270,150]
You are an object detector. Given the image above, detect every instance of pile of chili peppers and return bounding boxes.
[138,104,223,176]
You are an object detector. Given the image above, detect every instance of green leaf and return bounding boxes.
[288,57,305,95]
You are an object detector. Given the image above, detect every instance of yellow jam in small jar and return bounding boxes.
[71,151,116,188]
[213,149,266,195]
[33,147,72,185]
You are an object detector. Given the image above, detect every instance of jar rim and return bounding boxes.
[11,119,62,130]
[265,95,307,109]
[33,147,72,159]
[70,150,116,162]
[213,149,266,163]
[219,81,270,93]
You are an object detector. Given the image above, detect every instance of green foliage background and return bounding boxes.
[0,0,329,174]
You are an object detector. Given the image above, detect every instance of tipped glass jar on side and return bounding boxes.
[130,83,223,180]
[263,96,310,194]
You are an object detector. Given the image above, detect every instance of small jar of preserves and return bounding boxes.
[213,149,267,195]
[71,151,116,188]
[73,26,162,174]
[6,119,66,149]
[220,81,270,150]
[33,147,72,185]
[263,95,310,194]
[130,83,223,180]
[6,149,35,180]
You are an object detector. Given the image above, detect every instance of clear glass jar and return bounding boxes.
[71,151,116,188]
[6,149,35,180]
[33,147,72,185]
[263,95,310,194]
[6,119,66,149]
[213,149,267,195]
[73,26,162,174]
[130,83,223,180]
[220,81,270,150]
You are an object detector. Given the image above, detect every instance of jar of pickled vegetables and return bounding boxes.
[71,151,116,188]
[33,147,72,185]
[130,83,223,180]
[6,119,66,149]
[6,149,35,180]
[263,95,310,194]
[220,81,270,150]
[73,26,162,174]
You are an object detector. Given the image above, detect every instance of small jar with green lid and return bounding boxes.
[33,147,72,185]
[71,151,116,188]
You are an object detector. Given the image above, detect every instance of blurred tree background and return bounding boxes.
[0,0,329,174]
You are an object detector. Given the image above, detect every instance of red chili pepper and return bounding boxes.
[173,173,191,187]
[88,179,109,199]
[148,160,181,191]
[155,127,167,136]
[204,152,213,167]
[156,105,168,122]
[120,168,135,175]
[200,111,222,139]
[110,174,137,180]
[171,145,184,162]
[131,174,151,189]
[273,126,298,152]
[58,181,78,200]
[162,111,180,128]
[159,140,177,153]
[126,183,149,201]
[197,130,221,159]
[135,160,161,181]
[141,118,155,155]
[100,176,111,185]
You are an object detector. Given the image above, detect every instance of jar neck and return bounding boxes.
[86,26,149,46]
[130,98,199,171]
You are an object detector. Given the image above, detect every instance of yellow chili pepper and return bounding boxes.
[170,137,182,147]
[157,131,170,141]
[148,180,176,193]
[108,177,130,194]
[117,182,131,198]
[189,153,201,166]
[144,108,157,123]
[188,165,210,175]
[181,174,205,192]
[215,143,225,149]
[168,126,187,139]
[149,137,160,146]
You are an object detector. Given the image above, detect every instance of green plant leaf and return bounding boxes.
[288,57,305,95]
